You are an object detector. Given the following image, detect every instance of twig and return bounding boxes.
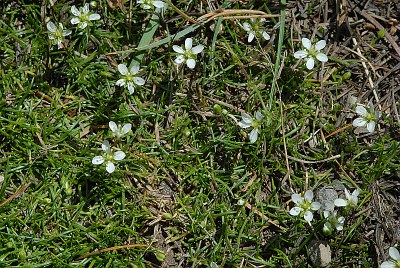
[0,181,31,207]
[286,154,341,164]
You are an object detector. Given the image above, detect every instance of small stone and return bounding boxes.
[316,187,338,212]
[309,240,332,267]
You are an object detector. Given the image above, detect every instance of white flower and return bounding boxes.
[70,4,101,29]
[238,111,263,143]
[92,140,126,173]
[137,0,166,9]
[334,188,360,208]
[381,247,400,268]
[172,38,204,69]
[46,21,72,49]
[242,18,270,43]
[115,64,145,94]
[294,38,328,70]
[323,210,345,234]
[352,103,381,133]
[109,121,132,138]
[289,190,321,223]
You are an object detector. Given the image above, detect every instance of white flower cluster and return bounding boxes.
[92,121,132,174]
[289,187,360,233]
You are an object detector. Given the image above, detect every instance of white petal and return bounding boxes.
[79,22,88,29]
[153,1,165,8]
[106,162,115,173]
[47,21,57,32]
[116,79,126,86]
[366,121,376,133]
[249,128,258,143]
[129,65,140,75]
[255,111,263,121]
[186,59,196,69]
[142,4,151,9]
[71,5,80,16]
[352,189,360,197]
[127,83,135,94]
[118,64,128,75]
[380,261,396,268]
[70,17,80,25]
[242,22,251,32]
[335,224,343,231]
[355,105,368,116]
[291,194,302,204]
[316,53,328,62]
[134,77,145,86]
[121,124,132,135]
[174,55,185,64]
[306,57,315,70]
[304,211,313,222]
[185,38,193,50]
[248,32,255,43]
[315,40,326,50]
[389,247,400,261]
[323,222,332,233]
[262,31,270,41]
[109,121,118,132]
[172,45,184,54]
[191,45,204,54]
[353,117,367,127]
[344,188,351,199]
[323,210,330,218]
[92,156,104,165]
[334,198,347,207]
[241,113,253,124]
[294,50,307,59]
[88,14,101,21]
[102,140,110,152]
[114,151,126,161]
[238,121,251,129]
[289,207,302,216]
[338,216,345,225]
[62,29,72,37]
[304,190,313,202]
[310,202,321,211]
[301,38,312,49]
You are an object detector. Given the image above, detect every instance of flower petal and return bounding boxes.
[114,151,126,161]
[248,32,255,43]
[262,31,270,41]
[62,29,72,37]
[310,202,321,211]
[306,57,315,70]
[255,111,263,121]
[106,161,115,173]
[301,38,312,49]
[185,38,193,50]
[153,1,166,8]
[304,190,313,202]
[109,121,118,132]
[304,211,313,222]
[134,77,145,86]
[129,65,140,75]
[291,193,302,204]
[174,55,185,64]
[186,58,196,69]
[192,45,204,54]
[355,105,368,116]
[78,22,88,29]
[71,5,80,16]
[70,18,80,25]
[294,50,307,59]
[380,261,396,268]
[242,22,251,32]
[389,247,400,261]
[88,14,101,21]
[315,40,326,50]
[353,117,367,127]
[121,124,132,135]
[289,207,302,216]
[116,79,126,86]
[241,113,253,124]
[172,45,184,54]
[366,121,376,133]
[118,64,128,75]
[316,53,328,62]
[334,198,347,207]
[127,83,135,94]
[249,128,258,143]
[46,21,57,32]
[92,156,104,165]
